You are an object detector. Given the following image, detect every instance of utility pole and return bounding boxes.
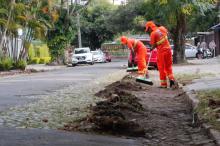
[76,0,82,48]
[77,12,82,48]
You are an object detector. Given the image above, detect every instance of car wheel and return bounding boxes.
[72,64,76,67]
[196,53,203,59]
[89,62,94,65]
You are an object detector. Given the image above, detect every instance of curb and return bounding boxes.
[184,89,220,145]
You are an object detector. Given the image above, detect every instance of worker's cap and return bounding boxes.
[145,21,156,32]
[120,36,128,45]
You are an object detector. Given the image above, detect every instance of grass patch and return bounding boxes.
[175,73,215,85]
[196,89,220,131]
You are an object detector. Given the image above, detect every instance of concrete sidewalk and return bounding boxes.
[26,64,66,72]
[177,57,220,145]
[173,57,220,91]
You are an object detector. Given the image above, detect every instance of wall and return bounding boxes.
[214,29,220,56]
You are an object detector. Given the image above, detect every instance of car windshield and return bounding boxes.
[75,49,89,54]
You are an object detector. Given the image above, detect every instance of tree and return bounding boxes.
[47,0,79,63]
[188,8,218,32]
[79,0,115,49]
[107,0,145,35]
[142,0,217,63]
[0,0,57,62]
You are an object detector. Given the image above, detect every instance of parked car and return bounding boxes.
[128,48,157,69]
[104,51,112,62]
[147,48,158,69]
[171,44,200,58]
[184,44,198,58]
[91,50,106,63]
[72,47,94,66]
[127,40,158,69]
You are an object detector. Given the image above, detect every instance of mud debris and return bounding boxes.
[62,75,216,145]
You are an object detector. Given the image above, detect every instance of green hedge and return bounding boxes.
[39,57,51,64]
[28,42,51,64]
[14,59,27,70]
[0,57,13,71]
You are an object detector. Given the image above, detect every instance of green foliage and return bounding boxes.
[14,59,27,70]
[39,44,50,58]
[31,57,40,64]
[28,44,35,60]
[0,57,13,71]
[187,9,219,32]
[39,57,51,64]
[28,42,51,64]
[196,89,220,130]
[0,0,58,62]
[47,35,68,61]
[79,0,116,49]
[46,2,78,63]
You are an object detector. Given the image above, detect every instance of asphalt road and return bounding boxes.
[0,60,143,146]
[0,60,126,111]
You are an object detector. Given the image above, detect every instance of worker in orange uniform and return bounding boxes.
[145,21,177,88]
[121,36,149,79]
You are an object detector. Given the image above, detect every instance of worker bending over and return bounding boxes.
[121,36,149,79]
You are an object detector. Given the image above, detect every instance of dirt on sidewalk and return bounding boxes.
[62,75,216,146]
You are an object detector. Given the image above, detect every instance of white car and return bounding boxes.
[171,44,198,58]
[72,47,94,66]
[185,44,198,58]
[91,50,106,63]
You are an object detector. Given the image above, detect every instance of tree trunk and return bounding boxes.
[0,0,15,54]
[173,12,186,64]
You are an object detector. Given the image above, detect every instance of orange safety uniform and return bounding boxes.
[146,21,175,87]
[121,36,148,76]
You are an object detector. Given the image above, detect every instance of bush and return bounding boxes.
[39,57,51,64]
[28,42,51,64]
[31,57,40,64]
[0,57,13,71]
[14,60,27,70]
[28,44,35,60]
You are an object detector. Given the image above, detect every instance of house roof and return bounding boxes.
[211,23,220,30]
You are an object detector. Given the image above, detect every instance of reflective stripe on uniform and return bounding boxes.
[160,80,167,83]
[156,36,168,46]
[160,79,167,85]
[160,80,167,86]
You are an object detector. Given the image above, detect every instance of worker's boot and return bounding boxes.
[170,80,178,89]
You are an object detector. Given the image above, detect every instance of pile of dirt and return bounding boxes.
[62,76,148,136]
[62,75,216,145]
